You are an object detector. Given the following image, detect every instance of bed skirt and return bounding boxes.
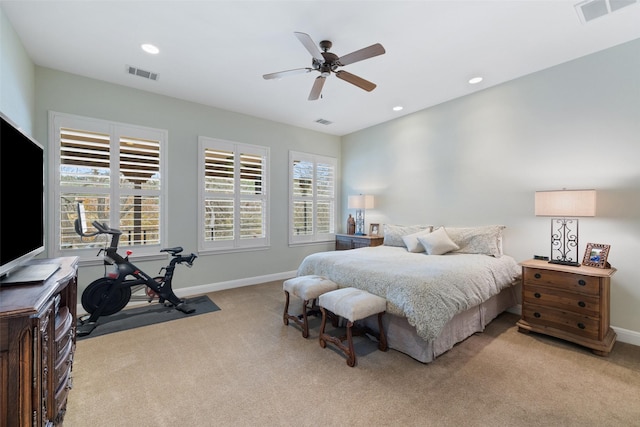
[362,285,518,363]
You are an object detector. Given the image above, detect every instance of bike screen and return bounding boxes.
[75,202,89,235]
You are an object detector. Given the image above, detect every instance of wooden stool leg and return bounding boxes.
[346,321,356,367]
[284,292,311,338]
[377,312,388,351]
[301,299,310,338]
[319,307,328,348]
[283,291,291,326]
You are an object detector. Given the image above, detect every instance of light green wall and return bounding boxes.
[33,67,341,291]
[0,7,35,131]
[342,38,640,336]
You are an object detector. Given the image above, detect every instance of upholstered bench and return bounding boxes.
[283,275,338,338]
[318,287,388,367]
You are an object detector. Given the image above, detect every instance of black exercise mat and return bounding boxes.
[77,295,220,340]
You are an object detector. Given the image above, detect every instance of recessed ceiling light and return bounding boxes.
[141,43,160,54]
[468,76,483,84]
[392,106,403,111]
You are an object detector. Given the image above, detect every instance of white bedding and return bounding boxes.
[297,246,521,341]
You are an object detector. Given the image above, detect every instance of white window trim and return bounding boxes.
[48,111,168,262]
[289,151,337,246]
[198,136,270,254]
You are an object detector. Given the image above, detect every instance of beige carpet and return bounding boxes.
[65,280,640,427]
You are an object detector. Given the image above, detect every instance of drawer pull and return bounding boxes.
[534,292,541,298]
[578,301,586,308]
[578,279,586,286]
[534,273,541,279]
[577,323,585,329]
[534,312,541,318]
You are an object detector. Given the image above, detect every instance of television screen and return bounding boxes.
[0,111,46,280]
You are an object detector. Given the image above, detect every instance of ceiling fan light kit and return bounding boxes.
[263,32,385,101]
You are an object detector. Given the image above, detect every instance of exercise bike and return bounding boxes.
[74,203,197,336]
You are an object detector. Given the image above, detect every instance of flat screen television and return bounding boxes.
[0,111,58,284]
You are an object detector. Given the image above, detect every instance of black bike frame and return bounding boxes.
[78,218,196,327]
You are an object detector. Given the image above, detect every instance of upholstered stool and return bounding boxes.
[283,275,338,338]
[318,287,388,367]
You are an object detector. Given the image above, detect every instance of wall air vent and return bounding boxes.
[315,118,333,125]
[126,65,159,81]
[574,0,637,23]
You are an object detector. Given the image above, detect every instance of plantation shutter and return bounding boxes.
[58,127,112,250]
[316,161,335,234]
[289,151,336,244]
[199,137,269,252]
[117,135,161,246]
[51,111,167,259]
[292,159,314,236]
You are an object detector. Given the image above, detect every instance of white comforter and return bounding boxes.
[297,246,521,341]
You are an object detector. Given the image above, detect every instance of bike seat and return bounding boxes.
[161,246,183,255]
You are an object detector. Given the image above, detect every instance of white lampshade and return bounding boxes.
[535,189,596,217]
[348,194,374,210]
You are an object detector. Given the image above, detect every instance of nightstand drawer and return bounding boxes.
[522,303,599,340]
[523,286,600,317]
[523,268,600,295]
[335,234,383,250]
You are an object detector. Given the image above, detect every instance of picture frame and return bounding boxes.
[369,223,380,236]
[582,243,611,269]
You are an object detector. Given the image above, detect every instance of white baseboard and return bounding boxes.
[174,270,298,297]
[507,304,639,347]
[612,326,640,347]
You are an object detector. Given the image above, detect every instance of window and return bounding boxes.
[198,137,269,253]
[289,151,337,244]
[49,111,167,260]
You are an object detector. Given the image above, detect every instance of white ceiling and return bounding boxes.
[2,0,640,136]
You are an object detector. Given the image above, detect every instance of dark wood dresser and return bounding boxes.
[0,257,78,426]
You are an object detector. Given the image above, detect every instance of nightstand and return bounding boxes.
[335,234,383,250]
[516,259,617,356]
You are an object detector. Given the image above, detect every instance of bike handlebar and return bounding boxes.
[172,253,198,267]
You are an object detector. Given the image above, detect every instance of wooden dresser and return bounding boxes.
[335,234,384,250]
[516,259,616,356]
[0,257,78,426]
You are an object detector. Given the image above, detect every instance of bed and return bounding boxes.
[296,225,522,363]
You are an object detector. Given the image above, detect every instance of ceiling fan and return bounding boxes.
[263,32,386,101]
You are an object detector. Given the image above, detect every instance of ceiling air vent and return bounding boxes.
[126,65,159,81]
[574,0,637,23]
[315,118,333,125]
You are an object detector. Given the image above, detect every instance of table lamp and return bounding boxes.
[535,189,596,266]
[348,194,374,236]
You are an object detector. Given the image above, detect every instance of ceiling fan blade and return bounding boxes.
[337,43,385,66]
[335,70,376,92]
[263,68,314,80]
[308,76,326,100]
[294,32,325,63]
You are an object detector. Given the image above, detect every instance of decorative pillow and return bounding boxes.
[402,229,433,253]
[444,225,506,257]
[417,227,459,255]
[383,224,432,247]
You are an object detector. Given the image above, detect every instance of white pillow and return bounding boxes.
[402,229,433,253]
[444,225,505,257]
[383,224,432,247]
[417,227,460,255]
